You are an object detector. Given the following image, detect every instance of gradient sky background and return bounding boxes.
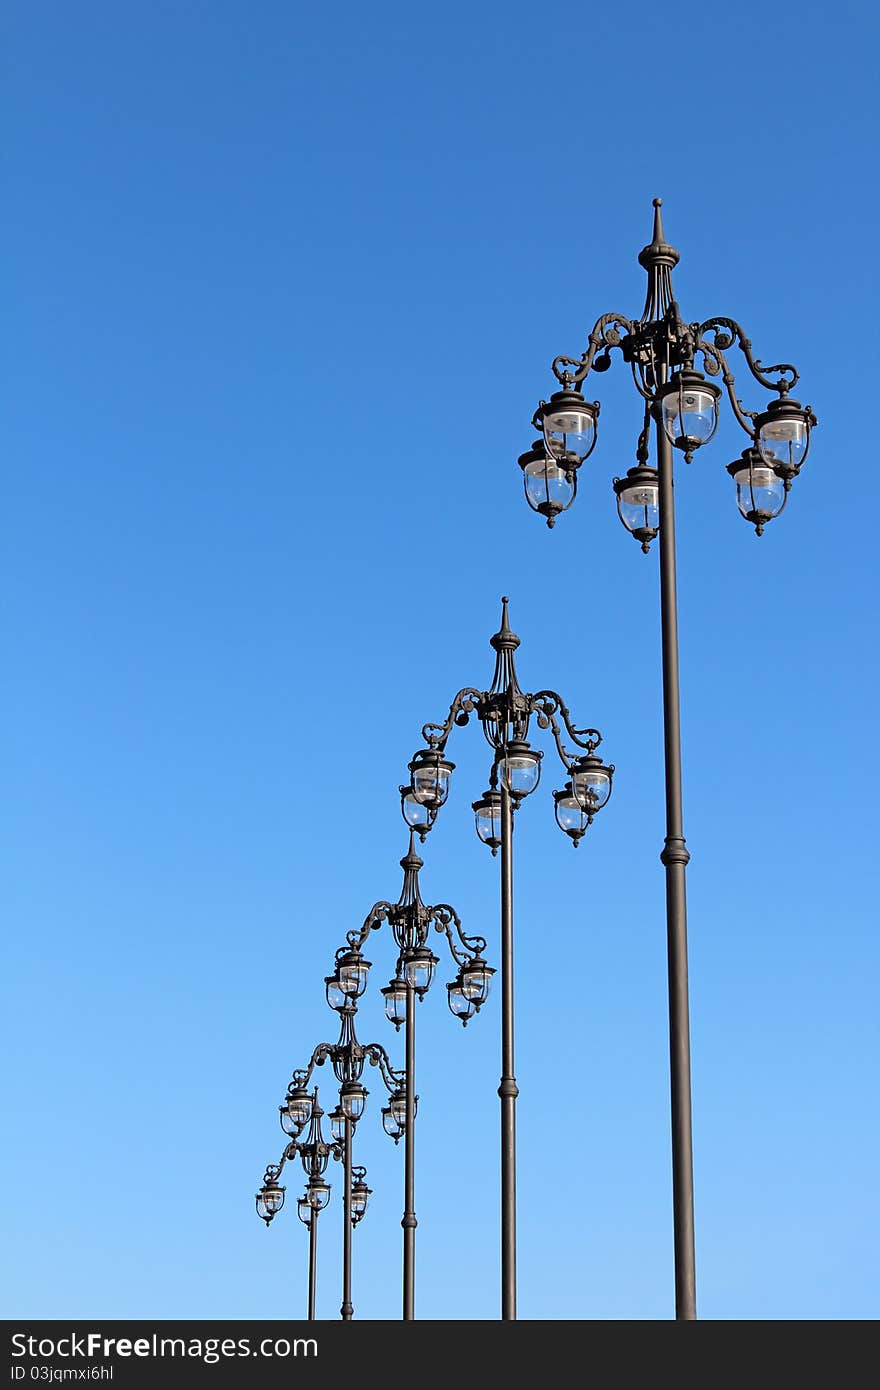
[3,2,878,1321]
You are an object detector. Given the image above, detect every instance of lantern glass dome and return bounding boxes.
[256,1184,285,1222]
[520,439,576,525]
[473,790,502,852]
[614,466,660,551]
[571,757,612,813]
[500,742,542,799]
[337,950,370,999]
[448,979,477,1024]
[325,974,346,1011]
[460,958,494,1006]
[297,1196,312,1225]
[402,946,438,994]
[729,450,787,533]
[329,1105,346,1143]
[660,371,720,452]
[757,401,810,473]
[554,785,590,842]
[308,1179,331,1211]
[401,787,435,837]
[409,750,454,809]
[339,1081,367,1122]
[382,1104,404,1142]
[286,1088,313,1129]
[390,1089,417,1127]
[541,390,598,465]
[351,1181,371,1220]
[381,977,408,1028]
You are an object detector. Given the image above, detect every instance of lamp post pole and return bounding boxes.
[519,198,817,1319]
[654,401,696,1318]
[341,1117,353,1322]
[307,1207,318,1320]
[401,600,614,1318]
[402,979,416,1320]
[498,781,517,1320]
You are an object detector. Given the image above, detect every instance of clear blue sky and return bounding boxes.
[2,2,877,1321]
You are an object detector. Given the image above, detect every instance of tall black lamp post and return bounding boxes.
[324,832,494,1320]
[400,599,614,1319]
[517,199,817,1320]
[257,1003,401,1321]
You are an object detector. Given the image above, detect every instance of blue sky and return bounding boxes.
[2,1,877,1320]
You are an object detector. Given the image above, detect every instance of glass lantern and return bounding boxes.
[400,786,436,840]
[381,976,408,1029]
[408,748,455,809]
[571,754,613,815]
[286,1086,313,1130]
[328,1105,346,1144]
[613,465,660,552]
[460,956,494,1006]
[339,1080,367,1122]
[727,447,789,535]
[518,438,577,527]
[553,783,591,845]
[350,1178,372,1222]
[401,945,438,994]
[659,369,721,456]
[540,389,599,465]
[307,1178,331,1211]
[336,949,371,1000]
[755,398,812,474]
[448,978,477,1025]
[472,788,502,852]
[256,1182,285,1223]
[500,741,542,799]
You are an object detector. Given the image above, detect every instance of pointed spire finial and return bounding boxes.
[490,596,520,653]
[651,197,665,245]
[400,830,423,874]
[638,196,680,323]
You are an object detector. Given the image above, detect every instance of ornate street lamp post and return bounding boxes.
[518,200,817,1320]
[401,599,613,1319]
[257,1005,402,1320]
[324,833,494,1320]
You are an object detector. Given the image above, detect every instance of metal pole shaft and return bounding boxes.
[308,1209,317,1320]
[402,981,417,1320]
[341,1118,353,1321]
[655,409,697,1320]
[499,783,517,1320]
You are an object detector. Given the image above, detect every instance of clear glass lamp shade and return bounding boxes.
[256,1185,285,1221]
[382,978,408,1027]
[448,980,477,1024]
[308,1180,331,1211]
[329,1106,346,1143]
[473,794,502,851]
[522,454,575,520]
[382,1105,404,1141]
[410,753,453,808]
[351,1182,370,1219]
[733,463,786,522]
[286,1089,313,1128]
[541,391,598,465]
[554,786,590,841]
[758,413,809,472]
[325,975,346,1011]
[615,467,660,550]
[571,761,612,813]
[390,1090,417,1126]
[401,788,435,836]
[337,952,370,999]
[500,745,542,798]
[297,1197,312,1225]
[402,948,437,993]
[339,1082,367,1121]
[661,374,719,451]
[460,959,494,1005]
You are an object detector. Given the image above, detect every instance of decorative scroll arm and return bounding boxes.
[530,690,602,770]
[363,1042,406,1093]
[430,902,488,968]
[696,316,800,397]
[342,900,394,955]
[421,687,484,751]
[551,311,635,388]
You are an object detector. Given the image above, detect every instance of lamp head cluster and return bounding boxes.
[402,598,614,854]
[521,199,817,540]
